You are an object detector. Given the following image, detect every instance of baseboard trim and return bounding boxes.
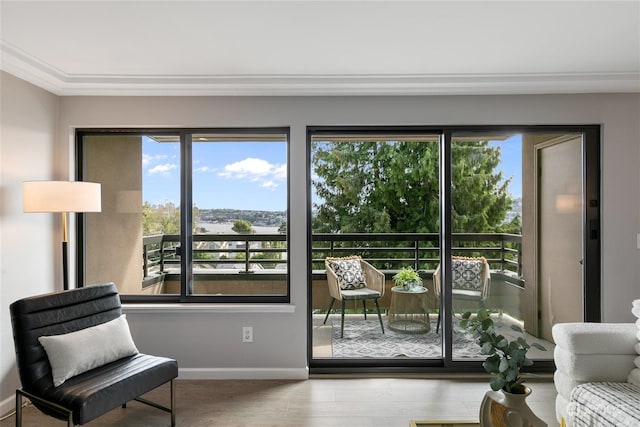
[0,394,15,420]
[178,367,309,380]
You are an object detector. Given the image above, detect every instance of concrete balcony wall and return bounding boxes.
[155,273,522,320]
[85,135,143,294]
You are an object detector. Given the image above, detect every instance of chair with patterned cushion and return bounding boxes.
[323,256,386,338]
[433,256,491,333]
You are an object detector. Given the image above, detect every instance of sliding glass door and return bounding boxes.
[308,125,600,373]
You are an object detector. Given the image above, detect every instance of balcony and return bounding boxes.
[141,232,527,321]
[143,232,523,299]
[140,232,554,360]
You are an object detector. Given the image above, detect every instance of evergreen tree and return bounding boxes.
[312,140,518,234]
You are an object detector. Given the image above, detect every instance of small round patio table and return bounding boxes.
[388,285,430,334]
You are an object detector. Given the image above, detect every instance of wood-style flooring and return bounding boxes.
[0,378,559,426]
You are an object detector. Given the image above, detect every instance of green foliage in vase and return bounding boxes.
[460,309,546,394]
[392,267,422,287]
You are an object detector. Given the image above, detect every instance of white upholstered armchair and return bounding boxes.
[553,322,638,426]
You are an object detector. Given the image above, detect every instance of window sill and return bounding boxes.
[122,303,296,314]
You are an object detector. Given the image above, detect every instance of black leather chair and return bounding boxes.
[10,283,178,426]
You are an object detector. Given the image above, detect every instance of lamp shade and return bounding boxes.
[23,181,102,213]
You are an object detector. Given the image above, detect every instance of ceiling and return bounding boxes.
[1,1,639,96]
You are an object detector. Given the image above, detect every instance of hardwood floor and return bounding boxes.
[1,378,559,426]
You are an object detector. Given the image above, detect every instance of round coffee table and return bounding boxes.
[388,285,430,334]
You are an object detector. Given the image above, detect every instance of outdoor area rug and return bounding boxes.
[330,315,553,359]
[331,318,480,358]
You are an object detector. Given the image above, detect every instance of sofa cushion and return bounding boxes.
[568,382,640,427]
[556,394,571,425]
[629,368,640,387]
[554,370,587,400]
[554,347,635,382]
[41,353,177,425]
[552,323,637,355]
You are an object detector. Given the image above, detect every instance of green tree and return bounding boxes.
[232,219,255,234]
[142,201,202,236]
[312,140,518,234]
[142,200,180,236]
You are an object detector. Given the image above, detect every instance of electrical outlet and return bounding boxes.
[242,326,253,343]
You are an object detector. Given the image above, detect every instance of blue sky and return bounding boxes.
[142,134,522,212]
[490,134,522,198]
[142,137,288,211]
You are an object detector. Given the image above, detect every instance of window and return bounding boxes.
[78,128,289,303]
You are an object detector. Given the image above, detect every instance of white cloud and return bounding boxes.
[219,158,286,188]
[273,164,287,180]
[149,163,177,175]
[220,158,272,178]
[143,153,170,168]
[261,180,278,190]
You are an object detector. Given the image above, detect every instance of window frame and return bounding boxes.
[76,127,291,304]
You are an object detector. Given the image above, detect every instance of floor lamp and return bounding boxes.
[23,181,102,290]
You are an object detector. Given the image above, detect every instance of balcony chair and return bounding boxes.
[323,256,385,338]
[433,256,491,333]
[10,283,178,426]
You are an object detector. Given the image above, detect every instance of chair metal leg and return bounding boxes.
[341,299,346,338]
[15,390,22,427]
[16,389,75,427]
[436,311,441,333]
[362,300,367,320]
[374,298,385,334]
[170,379,176,427]
[323,298,336,324]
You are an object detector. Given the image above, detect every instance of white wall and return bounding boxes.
[0,72,60,414]
[2,74,640,413]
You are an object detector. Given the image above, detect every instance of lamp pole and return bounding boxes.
[61,211,69,290]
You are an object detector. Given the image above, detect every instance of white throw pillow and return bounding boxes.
[39,315,139,387]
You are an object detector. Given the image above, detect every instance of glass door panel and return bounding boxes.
[449,133,527,360]
[310,132,442,360]
[450,132,581,362]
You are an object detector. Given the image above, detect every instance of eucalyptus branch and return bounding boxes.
[460,309,546,393]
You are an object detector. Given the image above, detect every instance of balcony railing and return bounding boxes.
[142,232,522,278]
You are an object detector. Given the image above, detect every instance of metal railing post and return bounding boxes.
[143,244,149,277]
[244,238,250,273]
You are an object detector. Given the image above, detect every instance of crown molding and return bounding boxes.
[2,42,639,96]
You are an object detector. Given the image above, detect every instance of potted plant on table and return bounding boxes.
[460,309,547,426]
[392,267,422,291]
